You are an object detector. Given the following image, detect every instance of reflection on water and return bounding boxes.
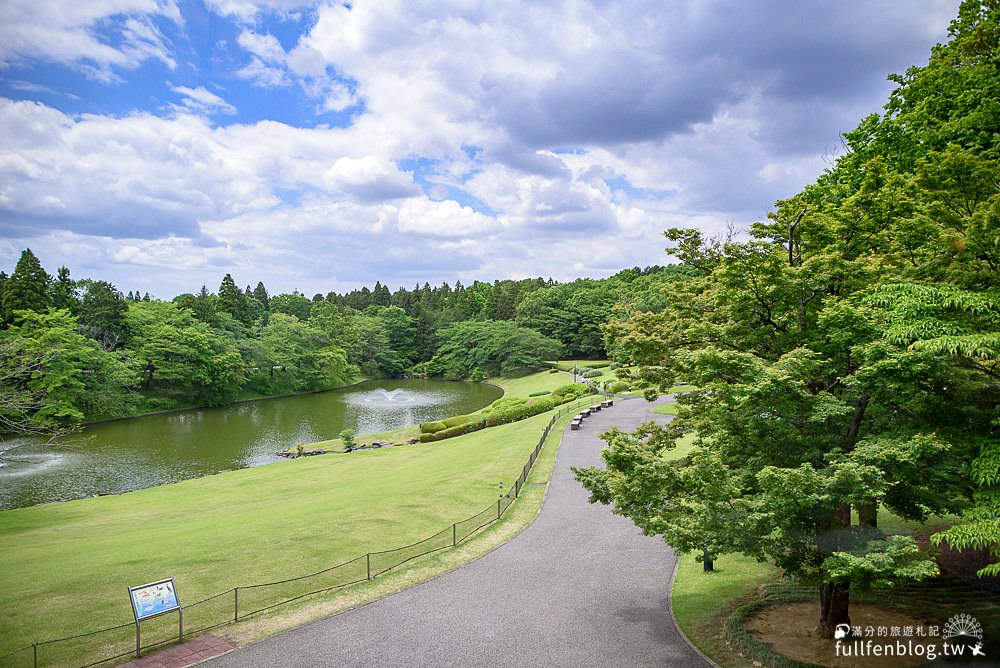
[0,379,501,511]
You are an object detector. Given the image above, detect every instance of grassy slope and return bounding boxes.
[0,409,556,655]
[0,368,589,662]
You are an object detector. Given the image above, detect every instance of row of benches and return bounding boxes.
[569,399,614,430]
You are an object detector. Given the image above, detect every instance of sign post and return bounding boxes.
[128,577,182,658]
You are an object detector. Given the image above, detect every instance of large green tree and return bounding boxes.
[259,313,354,393]
[585,0,998,636]
[1,309,135,430]
[77,280,129,351]
[429,320,563,377]
[124,301,245,406]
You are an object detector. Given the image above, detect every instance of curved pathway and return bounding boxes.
[206,396,711,667]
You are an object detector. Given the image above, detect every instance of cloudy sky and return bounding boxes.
[0,0,958,298]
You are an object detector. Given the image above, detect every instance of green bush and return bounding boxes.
[549,368,559,373]
[419,420,447,434]
[609,362,622,370]
[551,382,589,404]
[420,416,488,442]
[528,390,551,396]
[485,397,554,427]
[609,381,630,393]
[581,369,603,378]
[552,383,586,397]
[441,413,479,429]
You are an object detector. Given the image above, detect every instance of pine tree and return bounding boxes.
[218,274,250,325]
[252,281,270,310]
[51,266,78,312]
[2,248,51,322]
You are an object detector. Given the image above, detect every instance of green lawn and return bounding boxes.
[0,405,584,664]
[672,553,781,668]
[545,359,611,371]
[488,368,579,396]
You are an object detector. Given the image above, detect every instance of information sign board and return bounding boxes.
[128,578,180,622]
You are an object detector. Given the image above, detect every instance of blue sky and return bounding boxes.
[0,0,959,298]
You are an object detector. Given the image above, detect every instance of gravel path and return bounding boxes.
[205,396,711,668]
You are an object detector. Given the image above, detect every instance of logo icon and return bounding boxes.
[944,613,983,640]
[834,623,851,640]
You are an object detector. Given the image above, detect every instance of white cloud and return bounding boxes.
[396,198,498,237]
[0,1,961,296]
[169,85,237,116]
[0,1,180,81]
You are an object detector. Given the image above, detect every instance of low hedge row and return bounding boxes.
[418,388,592,443]
[419,415,488,442]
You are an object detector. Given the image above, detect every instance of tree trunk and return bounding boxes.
[818,581,851,638]
[703,555,714,572]
[857,501,878,528]
[846,393,870,445]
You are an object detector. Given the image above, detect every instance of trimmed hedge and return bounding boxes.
[581,369,603,378]
[419,393,574,443]
[419,415,489,442]
[419,420,447,434]
[441,413,481,429]
[528,390,551,397]
[485,397,555,427]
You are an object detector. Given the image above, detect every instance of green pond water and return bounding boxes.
[0,379,502,511]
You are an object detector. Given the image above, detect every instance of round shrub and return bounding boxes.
[581,369,603,378]
[609,381,630,393]
[609,362,622,370]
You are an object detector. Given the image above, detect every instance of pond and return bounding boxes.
[0,379,503,511]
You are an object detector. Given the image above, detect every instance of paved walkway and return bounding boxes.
[124,635,233,667]
[204,396,711,667]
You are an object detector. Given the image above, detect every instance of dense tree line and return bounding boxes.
[0,246,690,435]
[580,0,998,637]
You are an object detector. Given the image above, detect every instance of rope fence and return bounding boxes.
[1,392,611,668]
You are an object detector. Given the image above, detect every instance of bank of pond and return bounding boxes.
[0,379,503,511]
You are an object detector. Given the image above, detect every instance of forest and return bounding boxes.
[0,248,692,435]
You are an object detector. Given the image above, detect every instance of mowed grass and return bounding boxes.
[545,359,611,371]
[487,368,576,396]
[0,409,563,659]
[672,553,781,668]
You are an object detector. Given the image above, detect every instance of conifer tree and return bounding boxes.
[2,248,51,322]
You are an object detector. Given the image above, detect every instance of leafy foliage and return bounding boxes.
[429,320,563,377]
[585,0,1000,634]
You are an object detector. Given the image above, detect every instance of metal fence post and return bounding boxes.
[33,643,37,668]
